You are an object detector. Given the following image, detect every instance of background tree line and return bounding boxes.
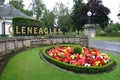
[9,0,120,35]
[9,0,33,16]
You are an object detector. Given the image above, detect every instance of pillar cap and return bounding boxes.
[83,24,98,29]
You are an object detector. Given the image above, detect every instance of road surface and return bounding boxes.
[96,40,120,54]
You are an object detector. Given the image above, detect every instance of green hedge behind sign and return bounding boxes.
[12,17,42,36]
[12,17,62,36]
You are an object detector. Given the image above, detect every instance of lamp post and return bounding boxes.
[83,3,97,48]
[87,11,92,24]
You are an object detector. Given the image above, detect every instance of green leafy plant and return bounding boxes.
[73,45,82,54]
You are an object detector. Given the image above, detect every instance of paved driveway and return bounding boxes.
[96,40,120,53]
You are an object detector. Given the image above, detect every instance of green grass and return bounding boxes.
[0,46,120,80]
[96,36,120,41]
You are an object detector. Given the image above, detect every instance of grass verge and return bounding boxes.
[96,36,120,41]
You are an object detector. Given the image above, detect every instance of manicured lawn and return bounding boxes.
[0,46,120,80]
[96,36,120,41]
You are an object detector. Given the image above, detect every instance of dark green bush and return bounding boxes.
[104,23,120,33]
[12,17,42,36]
[96,33,120,37]
[12,17,41,27]
[73,45,82,54]
[41,46,115,74]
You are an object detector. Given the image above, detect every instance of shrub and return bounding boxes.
[12,17,42,36]
[12,17,41,27]
[73,45,82,54]
[96,33,120,37]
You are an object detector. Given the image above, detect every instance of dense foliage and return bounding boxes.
[71,0,110,33]
[30,0,45,19]
[53,2,73,34]
[96,22,120,37]
[71,0,84,33]
[9,0,33,16]
[73,45,82,54]
[12,17,42,36]
[41,10,55,28]
[12,17,41,27]
[104,23,120,33]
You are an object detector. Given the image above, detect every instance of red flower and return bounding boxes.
[47,46,111,67]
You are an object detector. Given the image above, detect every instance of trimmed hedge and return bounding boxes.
[12,17,42,36]
[73,45,82,54]
[42,46,116,74]
[12,17,41,27]
[96,33,120,37]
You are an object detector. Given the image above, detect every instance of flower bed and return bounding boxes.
[42,45,115,73]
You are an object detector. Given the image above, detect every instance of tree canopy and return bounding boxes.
[9,0,33,16]
[9,0,24,9]
[71,0,110,33]
[53,2,73,33]
[41,10,55,28]
[30,0,45,19]
[71,0,84,33]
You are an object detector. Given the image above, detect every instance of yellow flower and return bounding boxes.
[95,61,100,66]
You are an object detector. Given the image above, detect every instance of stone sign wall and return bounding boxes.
[0,36,87,56]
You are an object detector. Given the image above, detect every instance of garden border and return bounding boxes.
[41,45,116,74]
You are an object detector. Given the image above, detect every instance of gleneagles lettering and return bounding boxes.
[11,26,62,35]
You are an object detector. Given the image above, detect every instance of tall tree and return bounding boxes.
[71,0,110,33]
[41,10,55,28]
[53,2,73,33]
[53,2,69,16]
[71,0,84,33]
[9,0,24,9]
[30,0,45,19]
[77,0,110,28]
[9,0,33,16]
[22,9,33,16]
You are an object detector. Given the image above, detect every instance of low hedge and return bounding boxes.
[96,33,120,37]
[12,17,42,36]
[41,46,116,74]
[12,17,41,27]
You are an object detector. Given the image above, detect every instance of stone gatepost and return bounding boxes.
[83,24,97,48]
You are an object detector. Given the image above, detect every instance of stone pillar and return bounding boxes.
[83,24,97,48]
